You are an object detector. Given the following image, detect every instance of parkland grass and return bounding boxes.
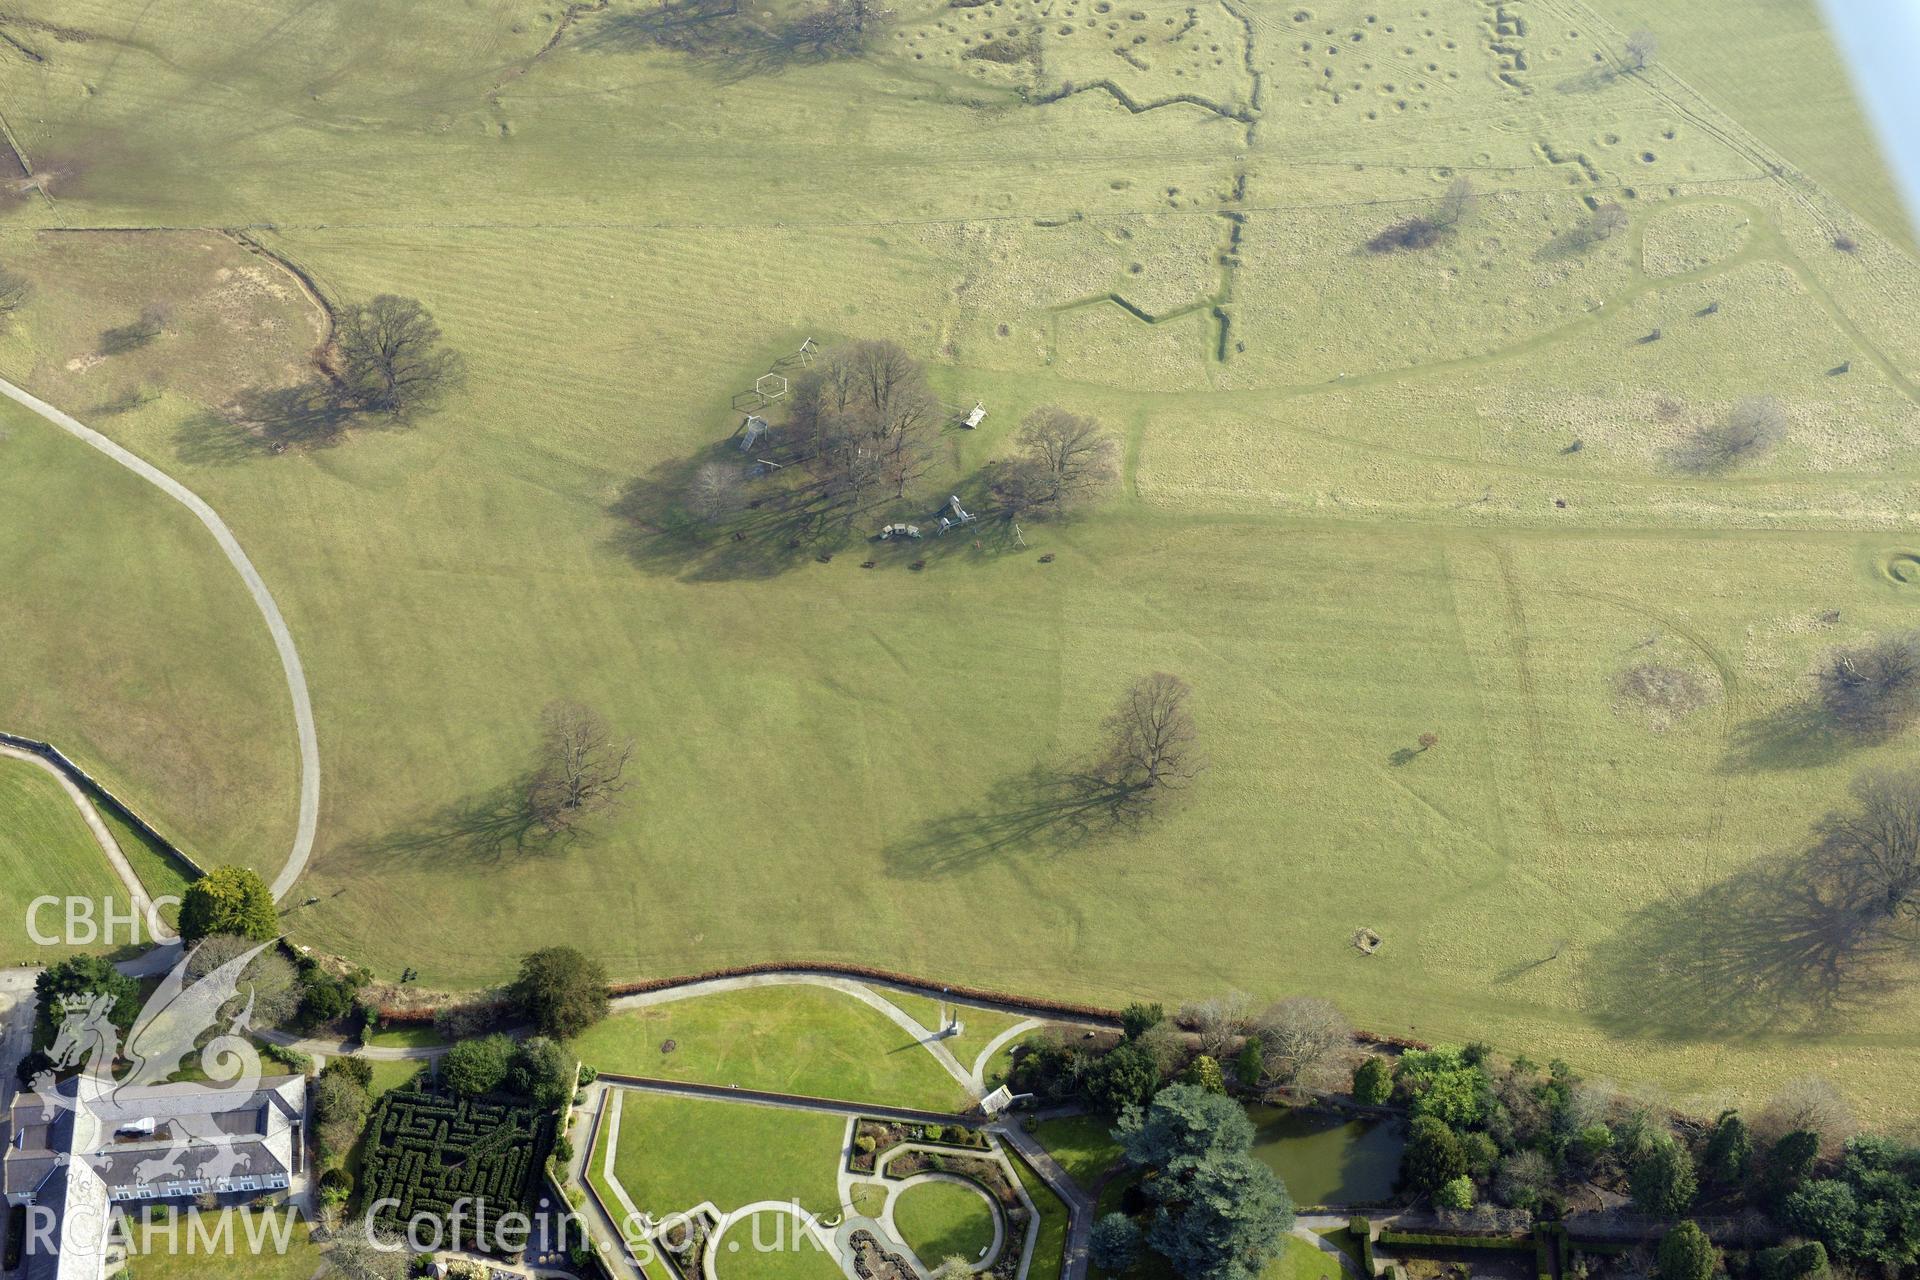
[0,0,1917,1124]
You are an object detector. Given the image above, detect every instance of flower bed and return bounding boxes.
[848,1118,991,1173]
[881,1147,1032,1277]
[851,1229,918,1280]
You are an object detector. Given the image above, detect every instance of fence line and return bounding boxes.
[0,729,207,884]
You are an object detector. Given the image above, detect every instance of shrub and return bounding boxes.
[326,1056,375,1091]
[444,1034,516,1098]
[1702,1111,1752,1187]
[1630,1135,1697,1218]
[178,866,278,944]
[1395,1047,1489,1127]
[318,1167,354,1207]
[1756,1241,1828,1280]
[507,1037,575,1108]
[1436,1176,1475,1211]
[1654,1222,1716,1280]
[1403,1116,1467,1194]
[1352,1057,1392,1105]
[1085,1040,1161,1115]
[1090,1213,1142,1271]
[1234,1041,1267,1089]
[509,947,610,1040]
[1181,1055,1226,1094]
[1121,1002,1165,1041]
[855,1135,878,1155]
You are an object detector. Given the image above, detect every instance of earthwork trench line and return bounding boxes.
[0,376,320,904]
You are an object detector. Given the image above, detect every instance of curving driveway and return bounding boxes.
[0,375,320,903]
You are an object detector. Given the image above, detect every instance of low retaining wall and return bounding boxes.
[0,730,207,882]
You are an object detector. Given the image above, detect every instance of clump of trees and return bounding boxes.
[1813,632,1920,737]
[185,933,301,1027]
[1116,1084,1295,1280]
[1368,178,1476,253]
[526,699,634,835]
[1670,395,1788,472]
[790,338,939,520]
[780,0,890,57]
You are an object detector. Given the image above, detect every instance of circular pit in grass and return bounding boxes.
[1883,551,1920,587]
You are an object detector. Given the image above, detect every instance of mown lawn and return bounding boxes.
[1033,1115,1123,1197]
[606,1090,846,1221]
[1006,1147,1072,1280]
[892,1178,1000,1268]
[109,1209,321,1280]
[573,985,971,1112]
[0,756,128,964]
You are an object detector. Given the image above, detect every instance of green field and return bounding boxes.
[1,0,1918,1124]
[109,1210,321,1280]
[0,756,129,963]
[573,985,972,1110]
[604,1091,846,1219]
[892,1178,1000,1267]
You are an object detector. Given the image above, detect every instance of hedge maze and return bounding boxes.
[363,1087,558,1251]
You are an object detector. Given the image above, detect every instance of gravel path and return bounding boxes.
[0,375,320,904]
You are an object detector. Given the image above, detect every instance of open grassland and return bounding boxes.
[0,756,126,962]
[0,0,1918,1125]
[0,396,297,872]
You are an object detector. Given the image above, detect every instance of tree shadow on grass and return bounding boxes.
[1721,700,1857,773]
[1583,851,1916,1041]
[883,765,1145,880]
[575,0,833,82]
[173,382,359,466]
[342,775,578,869]
[607,448,1023,583]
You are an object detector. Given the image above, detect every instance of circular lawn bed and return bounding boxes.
[892,1179,999,1270]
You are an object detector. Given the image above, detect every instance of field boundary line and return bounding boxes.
[0,375,320,903]
[0,729,207,887]
[0,741,172,939]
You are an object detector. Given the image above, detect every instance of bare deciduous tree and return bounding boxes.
[1250,997,1354,1087]
[527,701,635,834]
[185,934,301,1028]
[1100,673,1204,801]
[1751,1076,1856,1157]
[1814,632,1920,736]
[1624,28,1658,72]
[337,294,464,417]
[1180,991,1252,1058]
[688,460,743,523]
[1012,406,1119,511]
[1670,395,1787,472]
[1811,768,1920,924]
